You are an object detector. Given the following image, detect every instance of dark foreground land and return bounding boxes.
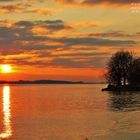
[102,85,140,91]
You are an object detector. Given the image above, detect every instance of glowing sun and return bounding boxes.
[1,65,12,73]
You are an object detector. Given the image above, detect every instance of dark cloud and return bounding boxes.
[0,20,137,69]
[53,37,135,46]
[0,20,71,43]
[82,0,134,5]
[47,58,89,68]
[39,20,72,30]
[0,19,72,56]
[88,31,134,38]
[14,21,34,27]
[15,20,72,31]
[0,25,43,44]
[136,32,140,35]
[24,45,62,51]
[0,0,137,7]
[55,0,136,6]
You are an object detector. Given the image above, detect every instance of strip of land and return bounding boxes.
[0,80,85,84]
[102,85,140,91]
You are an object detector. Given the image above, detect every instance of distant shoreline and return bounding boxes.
[0,80,83,85]
[0,80,105,85]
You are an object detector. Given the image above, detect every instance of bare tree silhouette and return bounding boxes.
[128,58,140,85]
[106,50,133,86]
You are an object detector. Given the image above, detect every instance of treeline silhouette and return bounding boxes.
[103,50,140,91]
[0,80,84,84]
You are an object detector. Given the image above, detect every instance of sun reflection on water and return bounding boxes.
[0,86,12,139]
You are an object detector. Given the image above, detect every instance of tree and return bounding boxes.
[128,58,140,85]
[106,50,133,86]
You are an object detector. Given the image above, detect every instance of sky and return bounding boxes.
[0,0,140,82]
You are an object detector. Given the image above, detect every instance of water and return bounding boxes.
[0,84,140,140]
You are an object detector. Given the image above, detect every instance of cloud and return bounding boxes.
[14,20,72,31]
[0,3,28,14]
[88,31,137,38]
[0,0,136,7]
[25,0,45,2]
[53,37,135,46]
[55,0,135,6]
[0,0,46,15]
[82,0,134,5]
[14,20,34,27]
[0,19,73,54]
[0,19,137,69]
[0,0,17,1]
[0,2,31,14]
[26,8,53,15]
[40,20,73,30]
[0,0,44,2]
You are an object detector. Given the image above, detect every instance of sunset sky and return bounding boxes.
[0,0,140,82]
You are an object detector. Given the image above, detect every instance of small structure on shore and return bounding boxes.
[102,50,140,91]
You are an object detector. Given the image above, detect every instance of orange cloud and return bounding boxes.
[26,8,53,15]
[0,19,139,82]
[0,3,28,14]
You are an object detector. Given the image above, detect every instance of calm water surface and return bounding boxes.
[0,84,140,140]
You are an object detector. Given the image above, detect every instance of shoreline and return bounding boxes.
[102,85,140,92]
[0,80,105,85]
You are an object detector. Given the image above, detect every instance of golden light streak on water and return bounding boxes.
[0,86,12,139]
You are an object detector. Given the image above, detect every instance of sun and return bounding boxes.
[1,65,12,73]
